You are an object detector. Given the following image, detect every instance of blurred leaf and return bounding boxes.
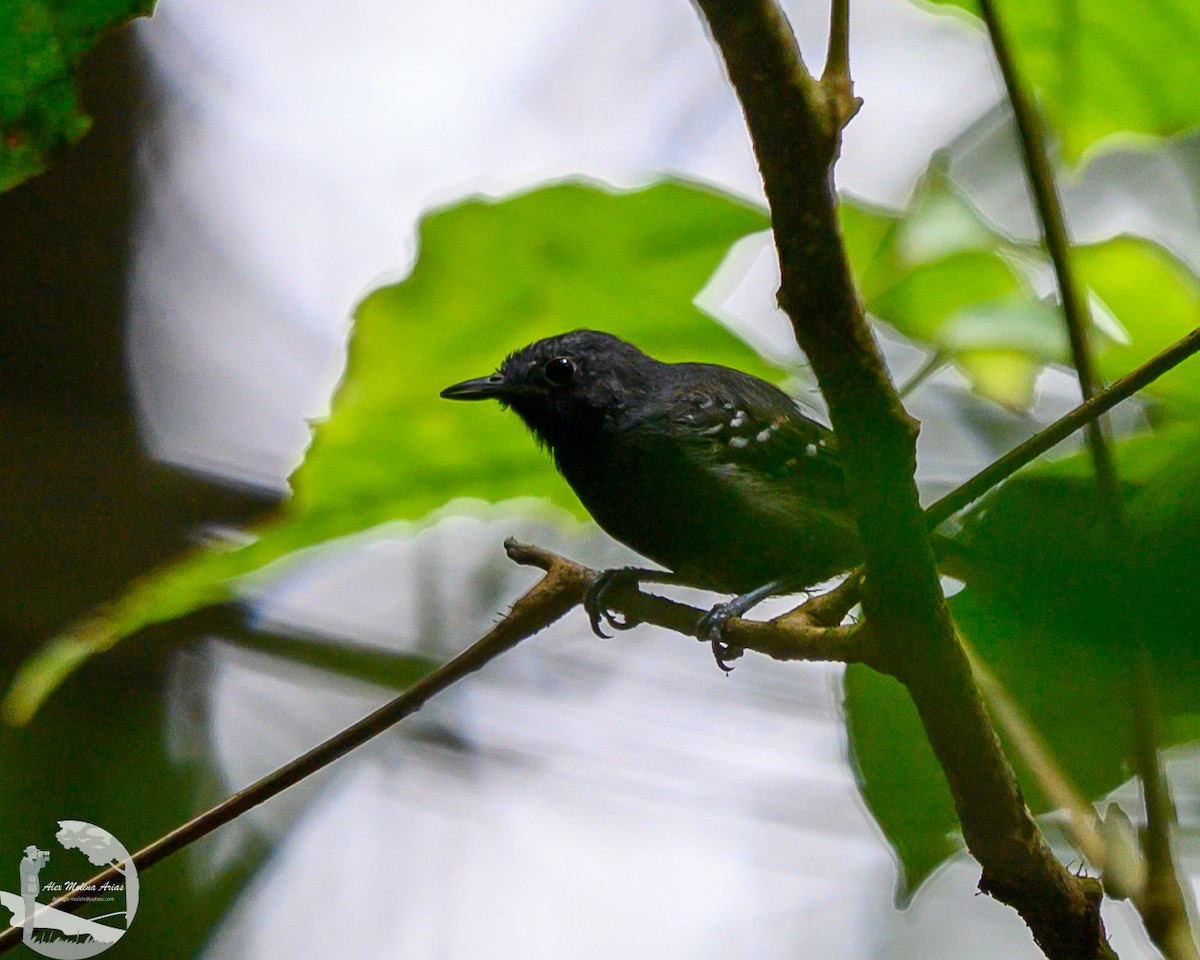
[925,0,1200,163]
[943,302,1069,407]
[4,179,772,722]
[840,168,1061,407]
[866,252,1029,344]
[0,645,260,959]
[0,0,154,192]
[842,161,1200,410]
[955,349,1041,409]
[845,422,1200,897]
[843,664,959,898]
[1080,236,1200,411]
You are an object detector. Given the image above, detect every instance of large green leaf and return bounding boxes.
[926,0,1200,163]
[840,169,1060,408]
[0,0,154,192]
[845,422,1200,896]
[841,162,1200,411]
[1081,237,1200,410]
[3,179,772,723]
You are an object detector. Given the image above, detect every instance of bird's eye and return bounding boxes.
[543,357,575,386]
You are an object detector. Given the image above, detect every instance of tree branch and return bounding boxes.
[820,0,859,131]
[7,303,1194,953]
[0,547,589,956]
[692,1,1113,956]
[980,2,1200,957]
[925,326,1200,528]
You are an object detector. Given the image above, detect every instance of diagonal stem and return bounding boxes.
[925,327,1200,528]
[979,2,1199,958]
[0,545,590,956]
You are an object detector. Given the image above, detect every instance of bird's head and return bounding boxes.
[440,329,660,448]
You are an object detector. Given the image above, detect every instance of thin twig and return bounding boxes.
[0,545,590,956]
[924,327,1200,528]
[0,539,877,957]
[822,0,850,88]
[820,0,860,136]
[980,3,1199,957]
[897,349,946,400]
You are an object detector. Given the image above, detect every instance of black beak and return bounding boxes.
[440,374,511,401]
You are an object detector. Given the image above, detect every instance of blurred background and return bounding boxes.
[2,0,1199,956]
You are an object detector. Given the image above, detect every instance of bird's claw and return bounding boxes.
[697,603,745,673]
[584,569,642,639]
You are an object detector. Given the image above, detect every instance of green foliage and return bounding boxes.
[840,164,1060,408]
[840,165,1200,412]
[2,180,771,723]
[0,0,154,192]
[1081,237,1200,409]
[844,665,959,898]
[926,0,1200,163]
[6,0,1200,922]
[846,424,1200,895]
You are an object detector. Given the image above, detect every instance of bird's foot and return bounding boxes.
[584,568,648,638]
[695,578,800,672]
[697,602,745,673]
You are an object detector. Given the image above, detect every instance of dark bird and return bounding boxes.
[441,329,863,669]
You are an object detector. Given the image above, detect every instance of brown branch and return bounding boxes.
[692,1,1113,956]
[981,3,1199,957]
[513,543,876,665]
[0,546,589,956]
[820,0,859,131]
[0,540,876,957]
[925,326,1200,528]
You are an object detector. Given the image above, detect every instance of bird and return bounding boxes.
[440,329,863,669]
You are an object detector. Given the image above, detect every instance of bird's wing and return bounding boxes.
[651,365,849,510]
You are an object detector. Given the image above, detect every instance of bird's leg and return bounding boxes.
[584,567,682,638]
[699,577,809,672]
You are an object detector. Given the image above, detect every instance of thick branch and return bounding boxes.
[693,1,1112,956]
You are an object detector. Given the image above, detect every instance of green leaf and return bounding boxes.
[925,0,1200,163]
[866,252,1029,344]
[954,348,1042,410]
[845,422,1200,897]
[1079,236,1200,411]
[0,0,155,192]
[839,169,1061,407]
[841,162,1200,410]
[843,664,959,897]
[4,179,772,723]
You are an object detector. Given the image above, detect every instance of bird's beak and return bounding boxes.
[439,373,511,401]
